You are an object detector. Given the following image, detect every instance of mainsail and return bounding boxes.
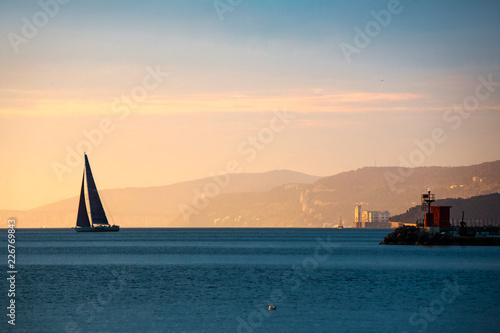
[84,154,109,225]
[76,170,91,228]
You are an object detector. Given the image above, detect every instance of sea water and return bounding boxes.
[2,228,500,332]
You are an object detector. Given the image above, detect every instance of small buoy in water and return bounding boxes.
[268,305,276,310]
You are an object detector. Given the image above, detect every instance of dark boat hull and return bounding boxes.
[75,225,120,232]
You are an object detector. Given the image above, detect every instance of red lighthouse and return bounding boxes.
[421,189,451,228]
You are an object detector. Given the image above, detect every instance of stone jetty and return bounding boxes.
[380,225,500,246]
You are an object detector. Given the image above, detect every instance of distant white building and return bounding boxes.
[354,205,390,228]
[363,210,390,224]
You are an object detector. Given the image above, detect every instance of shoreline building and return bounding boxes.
[353,205,390,228]
[354,205,362,228]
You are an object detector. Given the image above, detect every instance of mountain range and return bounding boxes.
[2,160,500,228]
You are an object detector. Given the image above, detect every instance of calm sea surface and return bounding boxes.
[2,228,500,333]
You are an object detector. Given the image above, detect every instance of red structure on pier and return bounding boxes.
[421,189,451,228]
[430,206,451,227]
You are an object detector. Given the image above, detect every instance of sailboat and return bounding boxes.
[338,216,344,229]
[75,154,119,232]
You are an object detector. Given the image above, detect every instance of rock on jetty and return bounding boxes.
[380,226,453,245]
[380,225,500,245]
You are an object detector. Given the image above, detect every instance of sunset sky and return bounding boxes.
[1,0,500,210]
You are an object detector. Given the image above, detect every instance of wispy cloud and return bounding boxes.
[0,88,428,116]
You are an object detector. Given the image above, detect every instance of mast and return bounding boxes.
[76,170,91,228]
[84,154,109,225]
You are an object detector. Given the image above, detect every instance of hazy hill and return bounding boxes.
[295,160,500,227]
[390,193,500,224]
[2,161,500,228]
[1,170,319,228]
[184,161,500,228]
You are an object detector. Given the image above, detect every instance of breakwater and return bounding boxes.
[380,225,500,246]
